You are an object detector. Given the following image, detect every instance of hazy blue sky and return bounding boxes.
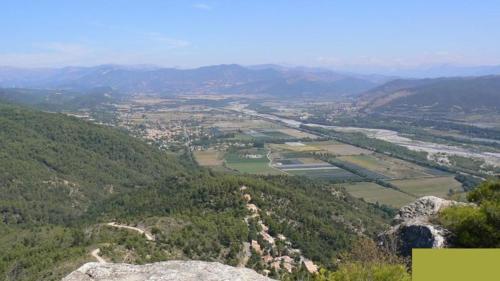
[2,0,500,69]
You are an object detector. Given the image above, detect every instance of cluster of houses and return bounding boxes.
[191,142,250,152]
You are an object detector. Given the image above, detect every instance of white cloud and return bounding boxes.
[192,3,211,10]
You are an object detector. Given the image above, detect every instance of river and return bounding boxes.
[228,103,500,167]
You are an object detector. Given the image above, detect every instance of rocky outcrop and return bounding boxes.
[380,196,472,256]
[63,261,274,281]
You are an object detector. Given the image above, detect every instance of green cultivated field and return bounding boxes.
[288,168,362,182]
[389,176,463,198]
[232,132,254,141]
[339,155,380,169]
[343,182,416,208]
[224,148,282,175]
[261,130,294,139]
[338,154,435,179]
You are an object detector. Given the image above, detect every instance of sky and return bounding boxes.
[2,0,500,70]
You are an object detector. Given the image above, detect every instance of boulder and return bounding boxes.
[63,261,274,281]
[380,196,472,256]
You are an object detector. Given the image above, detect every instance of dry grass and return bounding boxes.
[130,97,173,105]
[278,128,318,139]
[296,157,327,164]
[389,176,463,198]
[193,150,224,166]
[213,119,281,130]
[312,141,372,156]
[342,182,416,208]
[338,154,434,179]
[269,143,321,152]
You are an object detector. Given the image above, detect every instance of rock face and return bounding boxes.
[380,196,471,256]
[63,261,275,281]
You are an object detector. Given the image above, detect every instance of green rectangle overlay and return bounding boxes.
[413,249,500,281]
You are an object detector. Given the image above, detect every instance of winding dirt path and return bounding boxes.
[90,222,155,263]
[106,222,155,241]
[91,248,106,263]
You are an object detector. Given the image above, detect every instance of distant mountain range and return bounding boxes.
[0,64,386,98]
[334,64,500,78]
[358,75,500,114]
[3,63,500,108]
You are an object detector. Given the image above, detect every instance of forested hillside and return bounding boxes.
[359,75,500,114]
[0,102,390,280]
[0,102,183,224]
[0,87,117,112]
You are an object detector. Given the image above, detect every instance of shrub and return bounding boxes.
[467,180,500,204]
[314,263,411,281]
[313,238,411,281]
[438,180,500,247]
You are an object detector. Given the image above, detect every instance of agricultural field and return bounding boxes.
[389,176,463,198]
[232,132,254,141]
[193,150,224,166]
[269,142,322,153]
[287,167,362,181]
[213,119,281,131]
[272,157,362,182]
[342,182,416,208]
[337,154,438,180]
[294,157,327,164]
[224,148,283,175]
[269,140,372,156]
[243,129,295,141]
[118,97,469,204]
[224,128,304,142]
[271,155,327,166]
[260,130,294,139]
[277,128,318,139]
[144,111,206,122]
[130,97,174,105]
[310,141,373,156]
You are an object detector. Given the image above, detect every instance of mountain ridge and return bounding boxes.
[0,64,381,98]
[357,75,500,114]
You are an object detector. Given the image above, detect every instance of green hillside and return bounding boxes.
[0,102,183,224]
[360,75,500,114]
[0,102,390,280]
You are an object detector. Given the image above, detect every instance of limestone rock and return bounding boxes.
[63,261,274,281]
[380,196,472,256]
[393,196,467,224]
